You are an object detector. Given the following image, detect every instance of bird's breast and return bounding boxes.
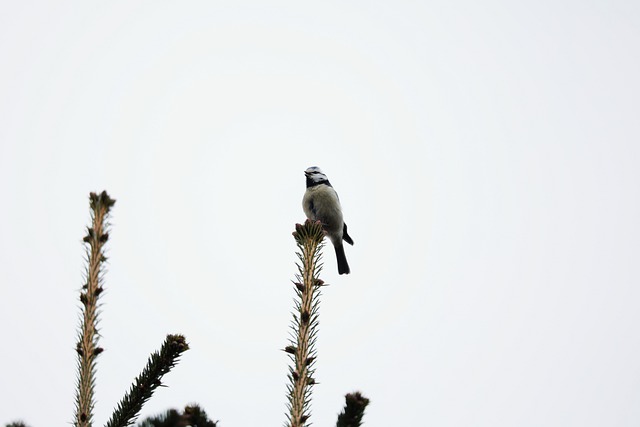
[302,185,343,233]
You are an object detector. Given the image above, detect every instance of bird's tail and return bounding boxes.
[335,243,350,275]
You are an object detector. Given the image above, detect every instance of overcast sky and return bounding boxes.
[1,1,640,426]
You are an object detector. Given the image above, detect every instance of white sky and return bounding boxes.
[1,1,640,426]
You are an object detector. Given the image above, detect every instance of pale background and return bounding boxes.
[1,1,639,426]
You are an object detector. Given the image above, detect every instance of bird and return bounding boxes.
[302,166,354,275]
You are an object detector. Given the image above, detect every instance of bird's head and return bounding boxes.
[304,166,330,187]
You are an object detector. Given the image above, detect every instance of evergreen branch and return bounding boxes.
[286,220,325,427]
[336,392,370,427]
[105,334,190,427]
[75,191,116,427]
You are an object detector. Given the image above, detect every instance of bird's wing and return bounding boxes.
[342,222,354,245]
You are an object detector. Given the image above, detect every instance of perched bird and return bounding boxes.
[302,166,354,275]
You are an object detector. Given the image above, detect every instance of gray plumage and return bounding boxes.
[302,166,354,275]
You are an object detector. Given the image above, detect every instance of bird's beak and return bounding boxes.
[304,171,310,177]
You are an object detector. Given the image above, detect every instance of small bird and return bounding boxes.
[302,166,354,275]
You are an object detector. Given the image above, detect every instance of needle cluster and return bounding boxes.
[75,191,116,427]
[105,335,190,427]
[336,392,371,427]
[286,220,326,427]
